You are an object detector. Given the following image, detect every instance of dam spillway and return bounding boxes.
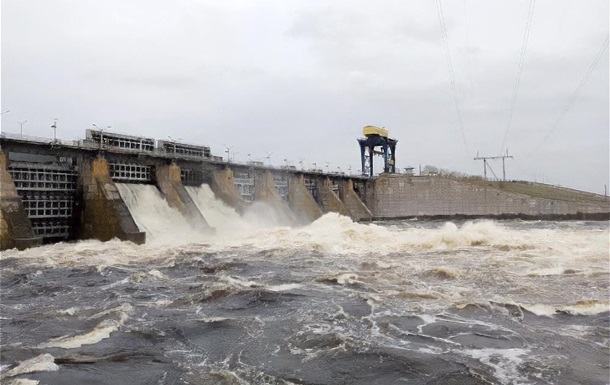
[1,129,609,250]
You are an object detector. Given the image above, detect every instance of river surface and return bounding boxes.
[1,184,609,384]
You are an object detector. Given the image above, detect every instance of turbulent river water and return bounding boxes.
[1,184,608,384]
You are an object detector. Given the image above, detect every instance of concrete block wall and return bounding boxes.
[79,157,145,244]
[0,151,42,250]
[155,163,211,232]
[369,174,610,219]
[287,174,323,224]
[339,179,373,221]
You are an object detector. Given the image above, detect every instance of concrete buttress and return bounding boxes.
[254,171,295,225]
[79,157,145,244]
[287,174,322,223]
[155,163,212,232]
[0,151,42,250]
[339,179,373,221]
[317,178,350,217]
[209,168,248,213]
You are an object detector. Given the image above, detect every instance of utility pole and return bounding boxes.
[474,150,513,181]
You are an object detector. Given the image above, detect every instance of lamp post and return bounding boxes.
[312,162,317,172]
[265,152,273,166]
[51,120,57,143]
[224,145,233,163]
[1,110,11,115]
[18,120,27,137]
[325,162,329,173]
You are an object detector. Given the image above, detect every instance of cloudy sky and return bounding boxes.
[2,0,608,193]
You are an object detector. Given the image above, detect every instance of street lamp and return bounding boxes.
[51,119,58,143]
[265,152,273,166]
[1,110,11,115]
[312,162,317,172]
[325,162,329,173]
[18,120,27,137]
[224,145,233,163]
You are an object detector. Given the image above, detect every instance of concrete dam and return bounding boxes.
[1,129,609,250]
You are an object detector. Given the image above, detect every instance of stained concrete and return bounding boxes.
[287,175,323,224]
[79,157,145,244]
[209,168,248,213]
[339,179,373,222]
[317,178,350,217]
[368,174,610,219]
[0,151,42,250]
[155,163,212,232]
[254,171,295,225]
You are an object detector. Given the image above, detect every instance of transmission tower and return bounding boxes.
[474,150,513,181]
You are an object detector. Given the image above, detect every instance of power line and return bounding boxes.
[436,0,470,158]
[524,35,609,157]
[500,0,536,153]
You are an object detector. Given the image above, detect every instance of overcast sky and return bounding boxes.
[1,0,608,193]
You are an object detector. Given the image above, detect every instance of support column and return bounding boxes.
[0,151,42,250]
[155,163,212,232]
[317,178,350,217]
[288,174,323,224]
[339,179,373,221]
[79,156,145,244]
[209,168,248,213]
[254,171,295,225]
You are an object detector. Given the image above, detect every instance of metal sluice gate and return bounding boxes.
[8,165,78,239]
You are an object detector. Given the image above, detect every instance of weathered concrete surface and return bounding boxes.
[209,168,247,213]
[254,171,295,225]
[155,163,212,232]
[288,175,323,223]
[368,174,610,219]
[0,152,42,250]
[317,178,350,217]
[79,157,145,244]
[339,179,373,221]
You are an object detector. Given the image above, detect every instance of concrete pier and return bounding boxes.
[0,152,42,249]
[209,168,248,213]
[317,178,350,217]
[339,179,373,221]
[155,163,212,232]
[254,171,294,225]
[79,157,145,244]
[287,175,323,223]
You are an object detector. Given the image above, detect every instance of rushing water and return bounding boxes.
[1,184,608,384]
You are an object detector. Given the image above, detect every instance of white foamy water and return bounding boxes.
[186,184,292,235]
[116,183,208,245]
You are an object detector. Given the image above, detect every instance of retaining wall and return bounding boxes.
[368,174,610,219]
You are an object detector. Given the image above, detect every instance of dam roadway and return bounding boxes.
[1,130,608,250]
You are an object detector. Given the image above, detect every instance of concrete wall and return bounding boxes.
[79,157,145,244]
[339,179,373,221]
[209,168,248,213]
[317,178,350,217]
[254,171,295,225]
[287,175,323,224]
[155,163,211,232]
[0,152,42,250]
[368,174,610,219]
